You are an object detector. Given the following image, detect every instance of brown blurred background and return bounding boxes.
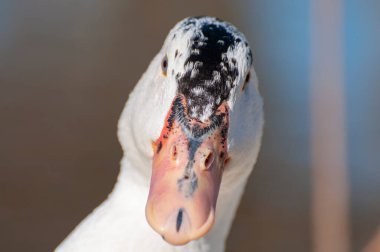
[1,0,380,251]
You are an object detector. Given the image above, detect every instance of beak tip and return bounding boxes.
[146,205,216,246]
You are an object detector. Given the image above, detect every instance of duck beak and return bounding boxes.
[146,95,229,245]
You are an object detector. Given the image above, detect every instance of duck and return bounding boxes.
[56,16,264,252]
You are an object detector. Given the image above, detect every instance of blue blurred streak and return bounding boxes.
[346,0,380,250]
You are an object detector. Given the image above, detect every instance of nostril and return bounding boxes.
[204,152,214,170]
[170,144,178,160]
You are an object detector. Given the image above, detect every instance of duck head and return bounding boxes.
[141,17,257,245]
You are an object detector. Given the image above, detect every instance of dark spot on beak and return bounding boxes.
[176,208,184,232]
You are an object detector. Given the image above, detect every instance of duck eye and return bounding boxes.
[242,72,250,91]
[161,55,168,76]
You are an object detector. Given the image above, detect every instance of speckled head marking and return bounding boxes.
[164,16,253,122]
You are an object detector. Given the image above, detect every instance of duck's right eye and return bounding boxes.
[161,55,168,76]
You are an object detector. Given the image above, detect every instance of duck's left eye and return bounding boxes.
[242,72,250,91]
[161,55,168,76]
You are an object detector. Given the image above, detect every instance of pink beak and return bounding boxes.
[146,95,229,245]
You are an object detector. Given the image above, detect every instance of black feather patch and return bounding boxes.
[174,17,252,121]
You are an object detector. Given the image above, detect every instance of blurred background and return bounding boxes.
[0,0,379,251]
